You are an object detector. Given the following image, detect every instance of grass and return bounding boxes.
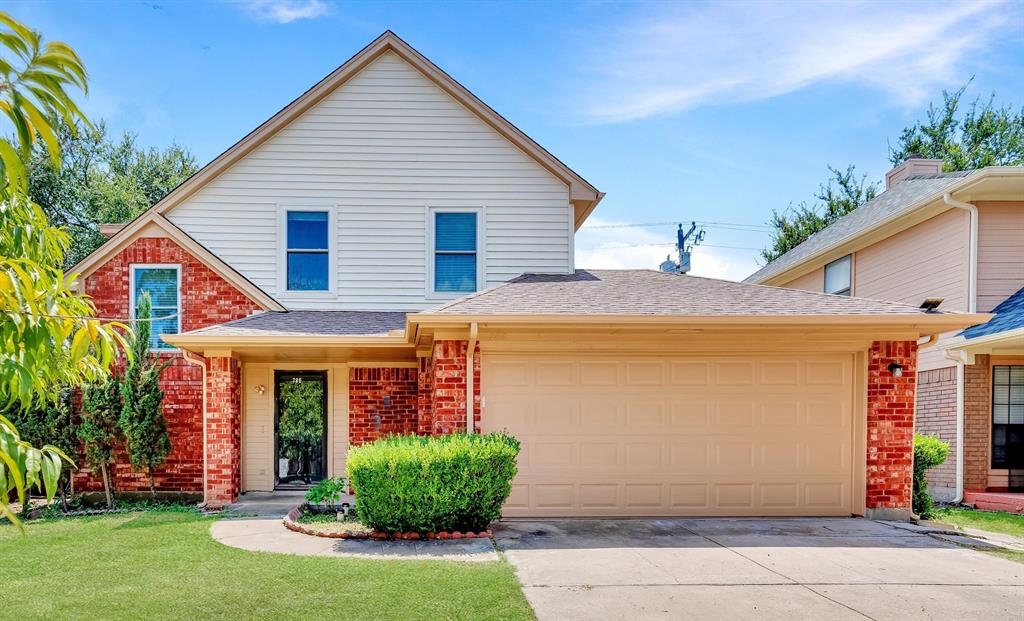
[932,507,1024,539]
[931,507,1024,565]
[0,510,533,621]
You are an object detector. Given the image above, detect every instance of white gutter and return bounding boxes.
[182,351,209,506]
[943,349,969,504]
[943,193,978,313]
[466,322,478,433]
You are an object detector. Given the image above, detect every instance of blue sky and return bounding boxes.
[13,0,1024,280]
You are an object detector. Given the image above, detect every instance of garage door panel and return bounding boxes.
[484,354,855,517]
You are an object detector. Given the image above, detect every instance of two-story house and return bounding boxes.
[70,32,980,519]
[747,159,1024,510]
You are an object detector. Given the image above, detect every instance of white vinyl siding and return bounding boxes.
[168,51,572,311]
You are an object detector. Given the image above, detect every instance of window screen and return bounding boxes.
[434,212,477,293]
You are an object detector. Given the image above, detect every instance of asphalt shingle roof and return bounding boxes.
[745,172,973,284]
[184,311,407,337]
[426,269,939,317]
[961,286,1024,340]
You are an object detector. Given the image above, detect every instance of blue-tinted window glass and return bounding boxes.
[434,212,477,293]
[287,211,328,250]
[133,267,178,350]
[435,212,477,251]
[435,254,477,292]
[288,252,329,291]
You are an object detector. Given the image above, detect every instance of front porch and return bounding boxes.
[964,490,1024,514]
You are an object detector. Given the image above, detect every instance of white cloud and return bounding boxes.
[234,0,330,24]
[574,218,757,282]
[578,0,1012,122]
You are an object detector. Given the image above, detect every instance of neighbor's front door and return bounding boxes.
[274,370,328,488]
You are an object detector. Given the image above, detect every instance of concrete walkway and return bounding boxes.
[212,492,498,561]
[494,518,1024,621]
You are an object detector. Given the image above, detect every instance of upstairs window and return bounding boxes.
[286,211,329,291]
[131,265,180,351]
[434,211,478,293]
[824,255,852,296]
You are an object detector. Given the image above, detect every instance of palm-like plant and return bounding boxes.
[0,11,130,527]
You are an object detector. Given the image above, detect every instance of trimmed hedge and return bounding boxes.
[913,433,950,518]
[347,432,520,533]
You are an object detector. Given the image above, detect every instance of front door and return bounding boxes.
[274,370,328,488]
[992,365,1024,491]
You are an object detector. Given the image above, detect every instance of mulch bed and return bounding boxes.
[283,505,493,541]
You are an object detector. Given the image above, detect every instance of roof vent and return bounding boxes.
[885,155,943,189]
[920,297,944,313]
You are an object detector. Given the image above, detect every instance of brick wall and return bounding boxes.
[964,355,991,490]
[206,356,241,506]
[916,366,958,496]
[349,367,419,446]
[866,340,918,514]
[416,356,433,435]
[429,340,480,434]
[76,236,263,494]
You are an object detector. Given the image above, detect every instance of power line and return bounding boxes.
[581,220,771,232]
[578,241,762,252]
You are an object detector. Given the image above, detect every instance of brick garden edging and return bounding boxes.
[283,505,493,541]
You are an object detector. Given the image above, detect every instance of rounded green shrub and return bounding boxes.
[913,433,950,518]
[347,432,520,533]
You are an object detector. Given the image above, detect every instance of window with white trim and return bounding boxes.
[285,210,330,291]
[824,255,852,296]
[433,211,478,293]
[131,265,180,351]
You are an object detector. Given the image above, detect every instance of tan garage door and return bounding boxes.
[482,354,854,517]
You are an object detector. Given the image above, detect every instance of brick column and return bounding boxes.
[963,355,991,491]
[866,340,918,520]
[430,340,480,435]
[205,356,241,507]
[417,355,434,435]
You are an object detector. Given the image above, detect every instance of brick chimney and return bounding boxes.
[885,155,943,189]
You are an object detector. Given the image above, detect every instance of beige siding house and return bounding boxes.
[747,159,1024,505]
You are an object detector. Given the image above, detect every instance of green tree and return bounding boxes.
[6,388,78,510]
[278,379,323,482]
[891,84,1024,170]
[118,292,171,498]
[27,120,198,268]
[78,378,121,509]
[0,11,128,525]
[761,165,879,263]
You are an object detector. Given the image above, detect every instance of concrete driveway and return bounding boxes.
[494,518,1024,620]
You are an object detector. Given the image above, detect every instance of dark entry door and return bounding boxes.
[992,365,1024,491]
[274,370,327,488]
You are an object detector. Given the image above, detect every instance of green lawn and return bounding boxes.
[0,511,533,620]
[932,507,1024,564]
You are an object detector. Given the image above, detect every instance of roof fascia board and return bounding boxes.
[162,333,411,348]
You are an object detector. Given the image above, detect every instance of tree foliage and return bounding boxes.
[761,166,878,263]
[891,84,1024,170]
[27,120,198,267]
[763,83,1023,264]
[0,10,127,525]
[118,292,171,497]
[278,379,324,476]
[78,378,121,509]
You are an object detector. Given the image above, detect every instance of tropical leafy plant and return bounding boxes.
[305,476,347,509]
[0,11,129,525]
[119,292,172,498]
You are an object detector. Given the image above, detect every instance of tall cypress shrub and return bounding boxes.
[119,292,172,498]
[79,379,122,508]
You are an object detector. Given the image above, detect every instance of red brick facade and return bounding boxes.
[76,236,263,497]
[866,340,918,515]
[348,367,419,446]
[963,355,992,491]
[428,340,481,434]
[205,357,242,506]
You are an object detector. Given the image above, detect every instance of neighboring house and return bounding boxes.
[70,32,980,519]
[747,157,1024,506]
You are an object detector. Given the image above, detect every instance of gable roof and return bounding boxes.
[745,167,1024,285]
[960,285,1024,341]
[70,211,285,311]
[745,172,971,284]
[416,269,981,328]
[144,31,599,226]
[178,310,407,338]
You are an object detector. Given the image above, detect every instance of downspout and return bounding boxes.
[467,322,478,434]
[943,349,968,504]
[182,351,208,506]
[942,193,977,505]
